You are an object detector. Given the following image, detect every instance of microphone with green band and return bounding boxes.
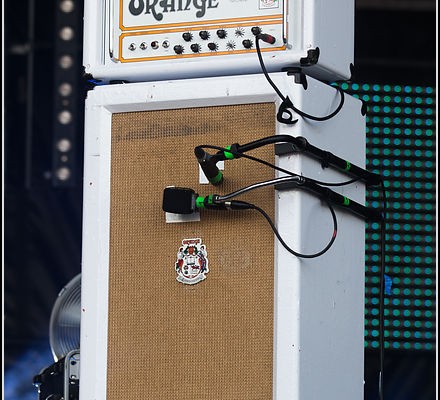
[194,147,224,186]
[162,187,251,214]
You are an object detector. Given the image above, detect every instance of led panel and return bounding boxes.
[339,83,436,351]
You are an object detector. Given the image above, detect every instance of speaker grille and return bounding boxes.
[108,103,276,399]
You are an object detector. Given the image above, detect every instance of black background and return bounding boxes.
[4,2,436,399]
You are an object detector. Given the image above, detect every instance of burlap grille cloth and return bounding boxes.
[108,103,276,399]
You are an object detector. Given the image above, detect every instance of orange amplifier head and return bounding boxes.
[83,0,354,82]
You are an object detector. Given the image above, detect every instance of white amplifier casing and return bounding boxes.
[80,73,365,399]
[83,0,354,83]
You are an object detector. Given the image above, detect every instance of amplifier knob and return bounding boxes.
[242,39,253,49]
[182,32,193,42]
[190,43,201,53]
[174,45,184,54]
[199,30,210,40]
[216,29,227,39]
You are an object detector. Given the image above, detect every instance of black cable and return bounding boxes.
[222,199,338,259]
[255,35,345,123]
[255,35,286,102]
[378,180,388,400]
[198,144,359,188]
[290,87,345,122]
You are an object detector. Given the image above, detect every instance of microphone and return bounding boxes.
[162,187,198,214]
[194,147,224,186]
[162,187,252,214]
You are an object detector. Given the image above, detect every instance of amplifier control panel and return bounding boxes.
[118,22,284,62]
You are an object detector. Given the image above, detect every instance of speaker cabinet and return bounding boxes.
[80,73,365,399]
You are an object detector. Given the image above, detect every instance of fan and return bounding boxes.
[49,273,81,361]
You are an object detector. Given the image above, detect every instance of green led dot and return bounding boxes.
[426,87,433,94]
[394,85,402,92]
[392,342,401,349]
[403,278,411,285]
